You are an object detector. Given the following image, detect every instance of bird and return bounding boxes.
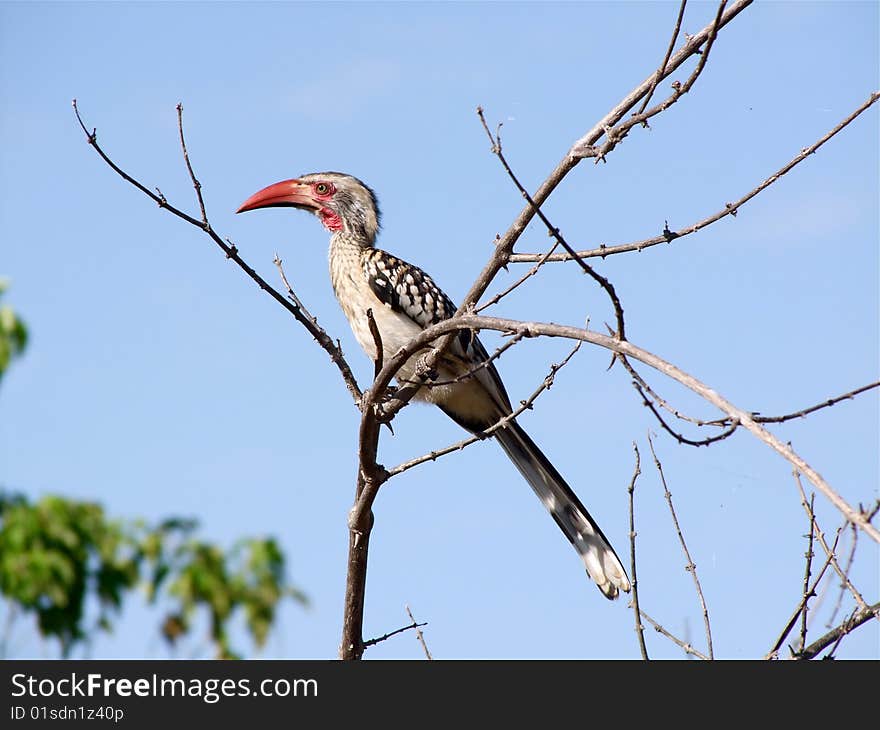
[236,172,631,599]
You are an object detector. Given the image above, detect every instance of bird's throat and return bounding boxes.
[319,207,343,232]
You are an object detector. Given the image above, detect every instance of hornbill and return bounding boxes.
[237,172,631,599]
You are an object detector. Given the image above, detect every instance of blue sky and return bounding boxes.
[1,1,877,659]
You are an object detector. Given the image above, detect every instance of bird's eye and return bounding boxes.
[314,182,334,196]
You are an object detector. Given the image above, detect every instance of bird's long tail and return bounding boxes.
[494,420,631,599]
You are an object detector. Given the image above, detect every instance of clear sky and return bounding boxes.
[1,1,877,659]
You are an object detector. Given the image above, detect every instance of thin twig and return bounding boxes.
[626,443,649,659]
[793,473,868,612]
[386,340,582,478]
[636,0,689,118]
[477,109,627,342]
[765,526,841,659]
[629,359,877,445]
[639,608,709,660]
[362,619,429,649]
[827,524,859,628]
[273,254,338,350]
[176,102,208,225]
[477,241,561,312]
[647,433,713,659]
[634,380,739,447]
[799,492,817,653]
[406,605,432,660]
[753,381,880,425]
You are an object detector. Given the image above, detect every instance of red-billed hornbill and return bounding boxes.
[237,172,631,599]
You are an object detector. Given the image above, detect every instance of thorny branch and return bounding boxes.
[638,374,878,432]
[628,365,877,447]
[626,444,649,660]
[827,525,860,628]
[765,524,842,660]
[477,108,627,341]
[176,103,208,224]
[798,492,817,653]
[511,91,880,263]
[365,313,880,544]
[406,605,433,660]
[639,608,709,660]
[636,0,688,118]
[382,0,755,436]
[362,617,429,649]
[477,240,561,313]
[793,473,868,612]
[647,434,713,659]
[72,100,364,406]
[406,332,526,388]
[631,377,740,447]
[750,382,880,426]
[579,1,729,162]
[793,602,880,660]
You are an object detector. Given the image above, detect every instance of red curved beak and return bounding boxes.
[236,179,316,214]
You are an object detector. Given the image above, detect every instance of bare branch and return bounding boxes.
[73,100,364,406]
[589,1,728,161]
[765,525,840,659]
[799,492,817,653]
[827,524,860,628]
[477,240,561,312]
[634,379,739,447]
[794,473,868,612]
[647,434,713,659]
[568,1,751,161]
[367,313,880,543]
[406,605,433,660]
[176,102,208,225]
[363,616,429,649]
[639,608,709,660]
[753,381,880,425]
[629,368,876,447]
[630,366,877,450]
[635,0,689,118]
[339,461,379,660]
[626,443,649,660]
[452,1,753,331]
[512,91,880,263]
[478,109,627,340]
[793,602,880,660]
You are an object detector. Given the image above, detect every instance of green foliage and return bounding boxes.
[0,493,306,658]
[145,522,308,659]
[0,279,28,380]
[0,493,139,656]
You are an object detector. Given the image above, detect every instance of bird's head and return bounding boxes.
[236,172,380,245]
